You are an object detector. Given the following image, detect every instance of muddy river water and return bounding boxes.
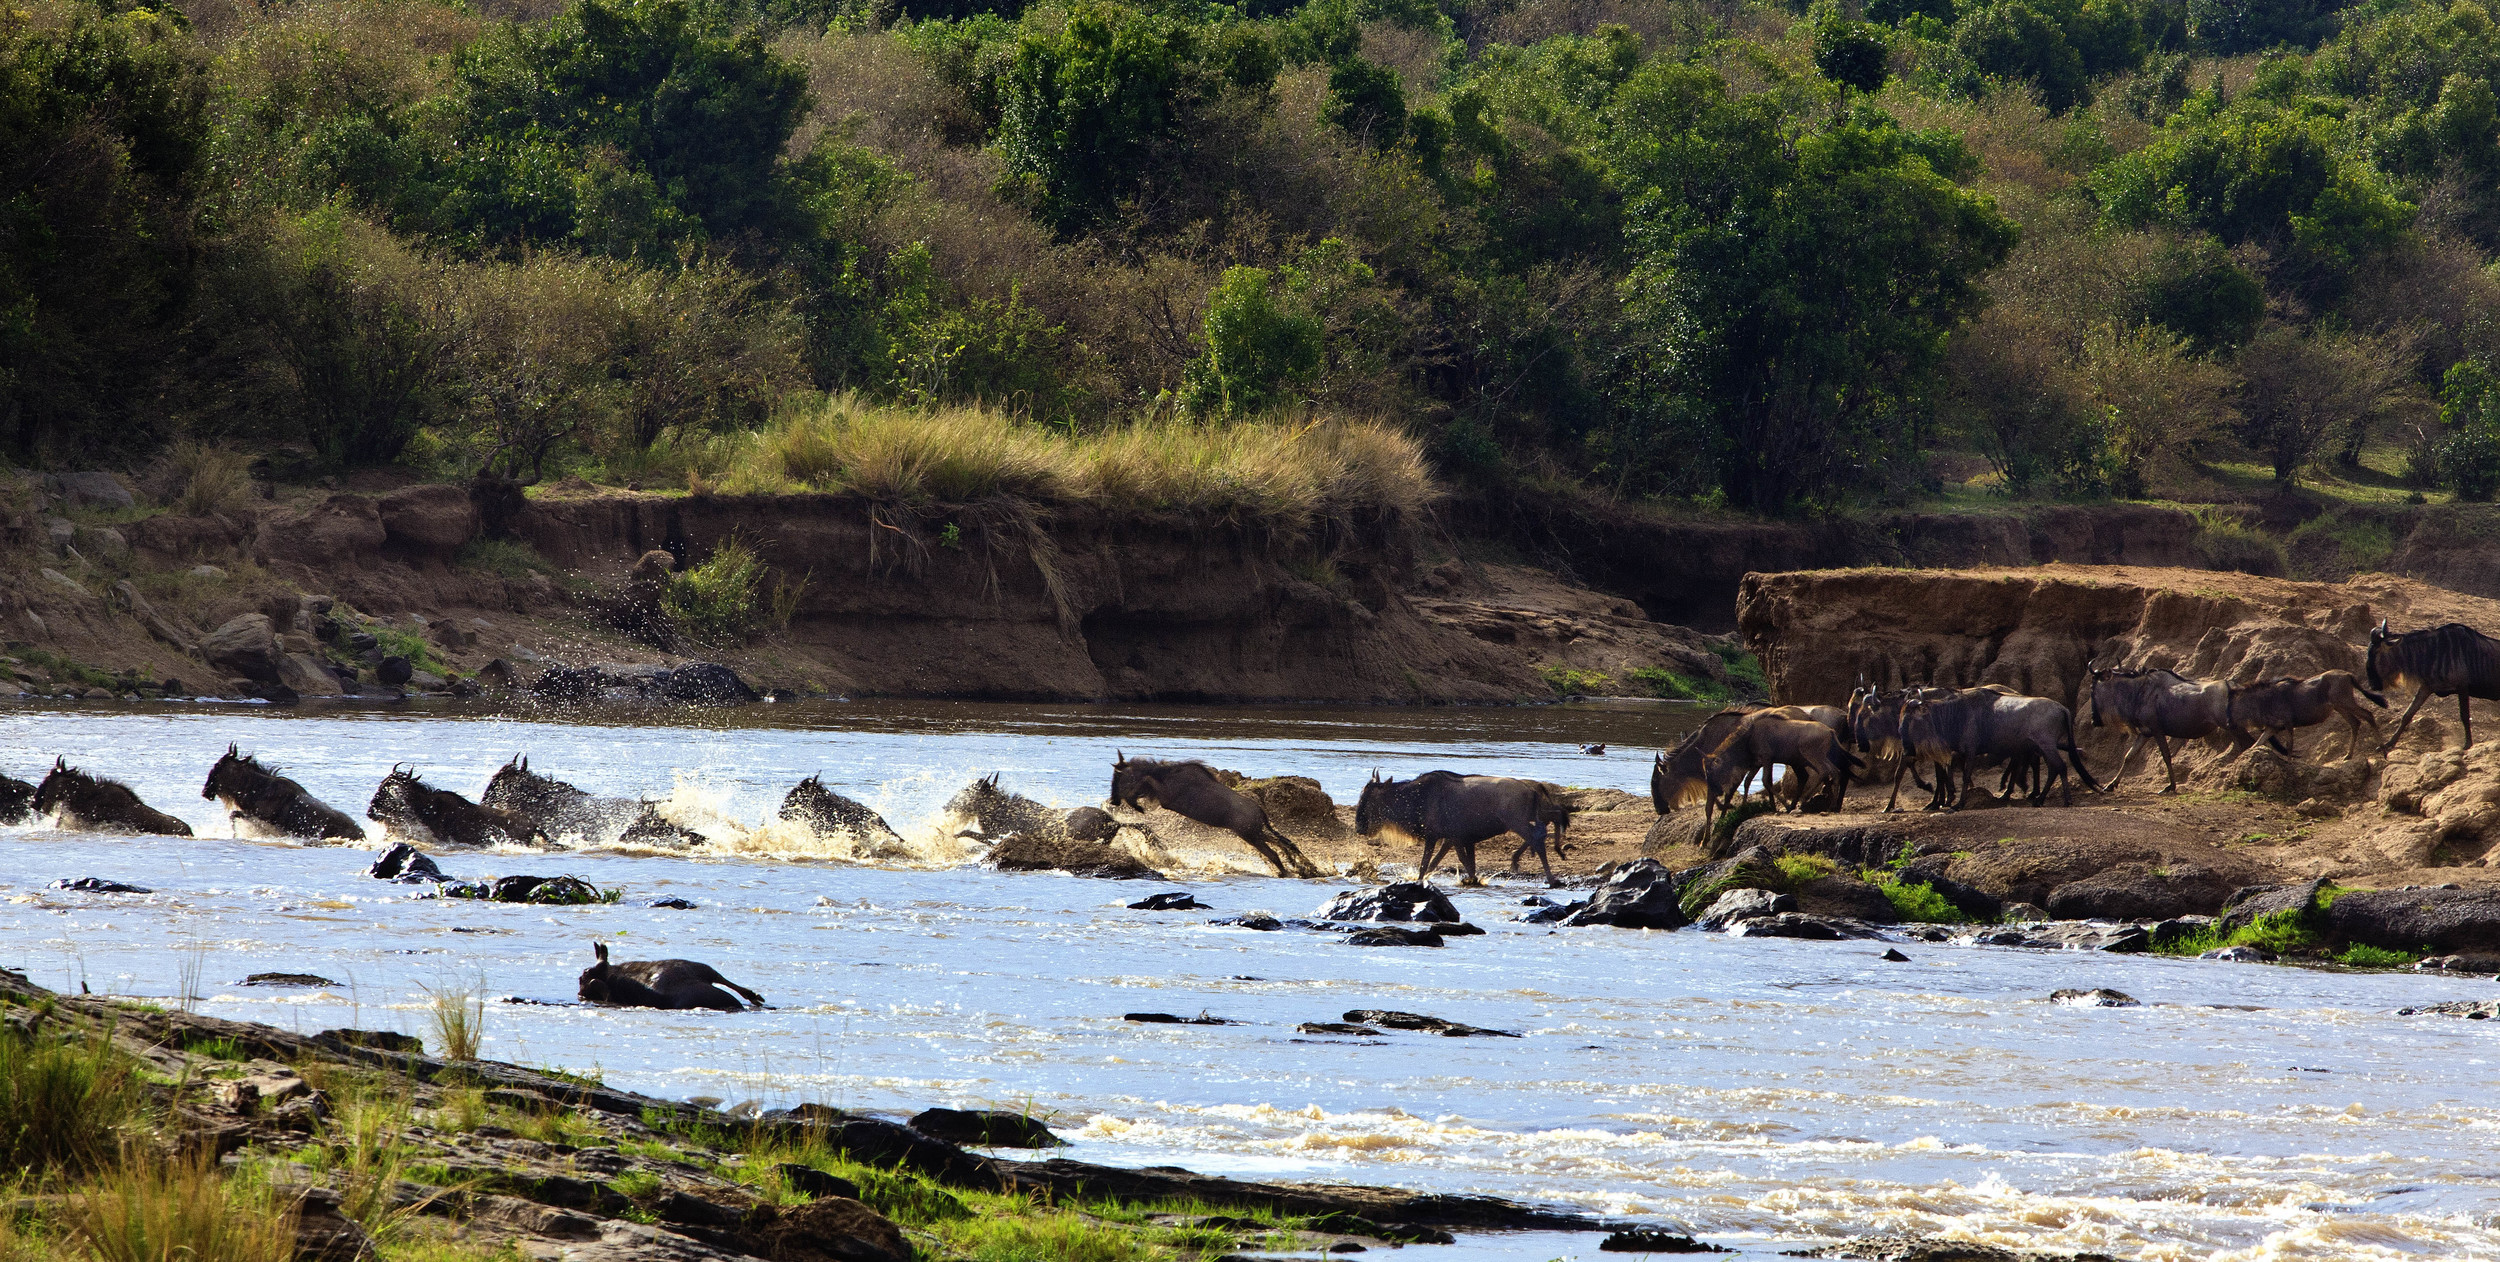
[2,699,2497,1260]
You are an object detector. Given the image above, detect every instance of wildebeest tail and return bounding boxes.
[2061,717,2102,791]
[2360,683,2389,708]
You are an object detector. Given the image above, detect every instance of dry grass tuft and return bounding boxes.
[71,1152,301,1262]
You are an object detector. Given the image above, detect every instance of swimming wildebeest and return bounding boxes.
[2367,620,2500,751]
[576,942,764,1011]
[0,772,35,826]
[1653,704,1850,815]
[202,746,365,841]
[778,776,905,851]
[2227,671,2388,760]
[1110,755,1324,878]
[366,766,543,847]
[2086,666,2251,793]
[483,755,702,847]
[1697,715,1863,833]
[1353,770,1573,886]
[35,760,192,835]
[945,772,1054,840]
[1900,689,2098,808]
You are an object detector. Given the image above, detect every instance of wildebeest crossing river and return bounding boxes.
[2,698,2496,1259]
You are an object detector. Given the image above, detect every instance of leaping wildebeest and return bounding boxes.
[1110,755,1324,878]
[2086,666,2250,794]
[2227,671,2387,760]
[2367,620,2500,751]
[36,760,192,835]
[1354,770,1572,886]
[203,745,366,841]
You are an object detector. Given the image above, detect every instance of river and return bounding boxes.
[2,699,2496,1260]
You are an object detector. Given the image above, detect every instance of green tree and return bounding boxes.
[2130,234,2264,352]
[1954,0,2091,112]
[2438,357,2500,500]
[2094,102,2414,268]
[1815,18,1891,93]
[1179,266,1323,417]
[1603,70,2019,511]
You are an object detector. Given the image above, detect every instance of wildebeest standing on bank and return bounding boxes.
[1653,704,1850,816]
[0,772,35,825]
[36,760,192,835]
[778,775,905,852]
[2367,620,2500,751]
[1354,770,1572,886]
[483,755,703,847]
[577,942,765,1011]
[2228,671,2387,760]
[1110,756,1324,878]
[1697,716,1862,833]
[1901,690,2098,808]
[2086,666,2250,794]
[367,766,543,847]
[202,746,366,841]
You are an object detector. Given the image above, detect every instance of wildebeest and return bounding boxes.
[778,775,905,852]
[2367,620,2500,751]
[945,773,1054,840]
[576,942,764,1011]
[0,772,35,826]
[2086,666,2250,793]
[483,755,703,848]
[202,746,366,841]
[2228,671,2388,760]
[366,766,543,847]
[1900,689,2098,808]
[1110,755,1323,878]
[1698,716,1863,833]
[1652,704,1850,815]
[35,760,192,835]
[1353,770,1572,886]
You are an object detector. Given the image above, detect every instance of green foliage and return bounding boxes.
[2152,907,2322,957]
[0,1028,146,1178]
[1873,877,1971,922]
[1630,665,1728,702]
[663,536,772,644]
[1773,853,1841,885]
[2333,943,2417,967]
[1817,18,1892,93]
[2439,358,2500,501]
[1179,266,1323,418]
[2131,235,2265,353]
[1537,663,1612,694]
[1956,1,2092,112]
[1705,801,1777,849]
[2094,100,2414,269]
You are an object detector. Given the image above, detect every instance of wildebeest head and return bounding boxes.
[2366,618,2398,692]
[33,757,84,815]
[578,941,618,1003]
[367,765,422,825]
[205,744,249,800]
[1108,752,1150,810]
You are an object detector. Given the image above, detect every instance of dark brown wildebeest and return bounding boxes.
[1354,770,1572,886]
[2086,666,2250,794]
[577,942,764,1011]
[0,771,35,825]
[2227,671,2387,760]
[1698,716,1862,833]
[1652,704,1849,815]
[366,766,542,848]
[2367,620,2500,751]
[203,746,365,841]
[1900,690,2098,808]
[946,773,1054,840]
[778,775,904,850]
[36,760,191,835]
[1110,755,1323,878]
[484,755,702,847]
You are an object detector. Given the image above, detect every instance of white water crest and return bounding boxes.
[3,698,2497,1259]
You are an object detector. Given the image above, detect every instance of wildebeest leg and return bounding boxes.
[2157,736,2179,795]
[1239,832,1292,878]
[1416,836,1444,880]
[1885,760,1909,813]
[2462,693,2476,750]
[1456,841,1482,887]
[2107,733,2143,793]
[2382,688,2435,752]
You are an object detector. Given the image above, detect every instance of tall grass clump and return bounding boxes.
[141,441,256,517]
[0,1026,147,1178]
[71,1153,300,1262]
[663,536,771,643]
[716,397,1433,530]
[423,984,485,1061]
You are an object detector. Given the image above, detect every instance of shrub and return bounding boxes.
[1874,878,1970,923]
[664,536,773,645]
[1773,853,1840,886]
[0,1027,146,1178]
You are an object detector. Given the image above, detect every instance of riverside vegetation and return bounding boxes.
[5,0,2500,519]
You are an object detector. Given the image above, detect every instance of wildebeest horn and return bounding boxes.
[2374,618,2388,636]
[1114,749,1124,765]
[54,756,66,770]
[592,940,608,964]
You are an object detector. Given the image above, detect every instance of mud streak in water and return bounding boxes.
[2,699,2497,1260]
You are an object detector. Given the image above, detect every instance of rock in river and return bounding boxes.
[1693,887,1792,931]
[909,1107,1068,1148]
[1316,882,1458,923]
[2324,885,2500,955]
[1341,1009,1519,1037]
[50,877,149,893]
[2050,988,2140,1008]
[1562,858,1687,930]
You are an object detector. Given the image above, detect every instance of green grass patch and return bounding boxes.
[1715,644,1766,695]
[2333,943,2417,969]
[2151,908,2322,958]
[0,1027,147,1178]
[370,625,448,679]
[455,539,560,581]
[14,649,121,692]
[1871,877,1971,924]
[1630,665,1732,703]
[1707,799,1776,848]
[1773,853,1839,885]
[1537,664,1612,695]
[180,1036,245,1062]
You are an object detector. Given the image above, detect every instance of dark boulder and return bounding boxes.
[1563,859,1687,930]
[660,662,758,704]
[741,1195,914,1262]
[1297,1022,1384,1036]
[2216,878,2326,933]
[1693,888,1793,931]
[1600,1228,1725,1253]
[2323,885,2500,954]
[366,842,444,883]
[1727,913,1882,940]
[908,1108,1067,1149]
[1879,948,1910,962]
[316,1029,423,1054]
[1522,900,1588,924]
[242,973,340,987]
[2416,952,2500,974]
[776,1165,860,1201]
[1792,875,1900,923]
[2050,987,2140,1007]
[377,656,413,688]
[1315,882,1459,923]
[1210,913,1283,930]
[1345,926,1445,947]
[1124,1012,1236,1025]
[2045,863,2239,921]
[647,897,697,910]
[1128,891,1207,911]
